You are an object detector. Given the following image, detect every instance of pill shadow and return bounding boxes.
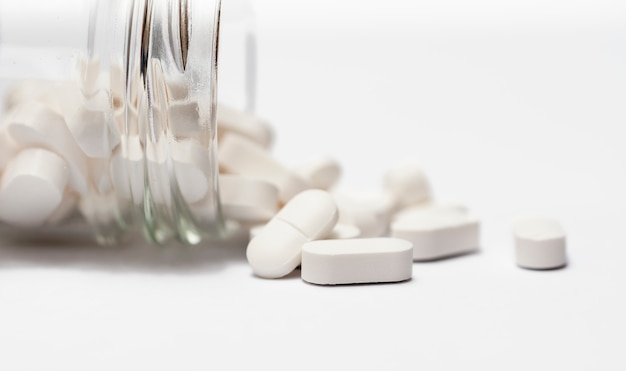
[301,277,414,287]
[517,262,569,272]
[0,232,250,274]
[250,268,303,281]
[413,249,482,263]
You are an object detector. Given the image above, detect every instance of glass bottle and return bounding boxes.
[0,0,256,245]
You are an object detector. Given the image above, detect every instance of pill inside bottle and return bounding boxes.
[0,0,257,245]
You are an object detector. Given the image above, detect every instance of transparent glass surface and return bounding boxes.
[0,0,255,245]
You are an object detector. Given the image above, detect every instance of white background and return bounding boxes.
[1,0,626,370]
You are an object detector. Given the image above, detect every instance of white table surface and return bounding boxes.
[1,1,626,370]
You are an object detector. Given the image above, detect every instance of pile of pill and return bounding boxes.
[0,57,568,283]
[216,115,569,283]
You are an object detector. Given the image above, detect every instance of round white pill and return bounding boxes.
[301,238,413,285]
[513,216,567,270]
[383,162,432,210]
[0,148,69,227]
[246,189,338,278]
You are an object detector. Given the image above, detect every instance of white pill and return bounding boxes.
[391,208,479,261]
[115,104,138,135]
[73,56,101,96]
[328,223,361,239]
[142,137,172,205]
[217,104,274,148]
[165,77,190,102]
[47,191,78,225]
[65,91,120,159]
[246,189,338,278]
[3,80,56,110]
[0,128,18,171]
[333,191,395,238]
[249,222,360,241]
[148,138,211,206]
[109,63,126,104]
[111,135,144,203]
[393,202,468,222]
[293,155,341,190]
[0,148,69,227]
[384,162,432,210]
[301,238,413,285]
[168,101,201,138]
[117,137,211,205]
[5,102,88,195]
[219,134,308,203]
[513,216,567,270]
[220,175,278,224]
[171,139,212,204]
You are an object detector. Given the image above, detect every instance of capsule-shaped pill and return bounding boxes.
[383,162,432,210]
[513,216,567,270]
[246,189,338,278]
[5,102,88,195]
[293,155,341,190]
[0,148,69,227]
[301,238,413,285]
[219,133,308,203]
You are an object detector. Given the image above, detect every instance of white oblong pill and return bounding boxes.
[513,216,567,270]
[383,162,432,210]
[246,219,309,278]
[0,128,18,171]
[248,224,266,240]
[391,209,479,261]
[333,191,395,238]
[144,137,171,206]
[171,139,212,204]
[301,238,413,285]
[0,148,69,227]
[169,101,201,138]
[220,175,278,224]
[328,223,361,239]
[249,222,359,241]
[5,102,88,195]
[219,134,308,203]
[246,189,339,278]
[217,104,274,148]
[111,135,144,204]
[72,56,101,96]
[3,80,57,110]
[47,191,78,225]
[393,202,468,222]
[293,155,341,190]
[273,189,339,239]
[65,91,120,159]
